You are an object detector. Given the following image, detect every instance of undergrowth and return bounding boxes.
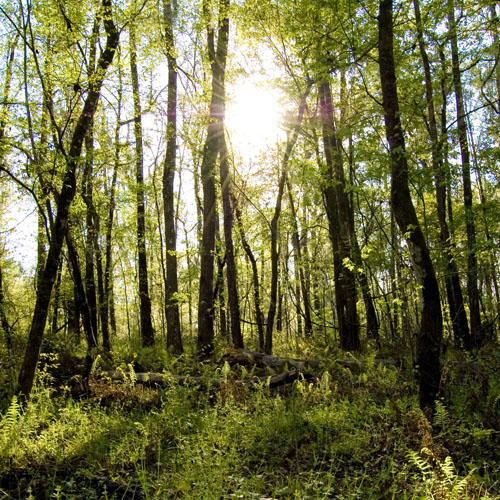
[0,343,499,499]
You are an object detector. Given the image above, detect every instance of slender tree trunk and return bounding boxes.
[319,80,360,351]
[65,230,98,386]
[265,88,310,354]
[104,61,122,344]
[414,0,471,349]
[276,278,283,335]
[0,33,18,349]
[447,0,481,347]
[162,0,183,354]
[0,262,11,347]
[94,215,108,350]
[235,200,265,351]
[220,136,243,347]
[197,0,230,357]
[68,283,81,344]
[378,0,442,410]
[83,133,99,343]
[183,223,194,335]
[346,136,379,342]
[66,231,97,351]
[50,259,63,336]
[81,19,100,346]
[215,217,228,340]
[474,151,500,333]
[129,19,155,347]
[286,180,313,335]
[17,1,119,398]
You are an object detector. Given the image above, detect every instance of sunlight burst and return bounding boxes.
[226,79,283,155]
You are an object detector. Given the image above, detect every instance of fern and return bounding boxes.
[0,395,21,456]
[408,448,482,500]
[408,448,433,478]
[434,401,450,429]
[449,474,470,500]
[439,455,456,482]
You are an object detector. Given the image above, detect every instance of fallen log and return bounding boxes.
[220,348,386,371]
[98,369,315,390]
[220,349,324,371]
[98,349,397,391]
[100,371,207,386]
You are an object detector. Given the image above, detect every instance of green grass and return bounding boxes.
[0,344,499,499]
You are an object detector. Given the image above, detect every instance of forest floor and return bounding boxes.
[0,339,499,499]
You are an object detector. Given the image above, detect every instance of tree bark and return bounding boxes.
[413,0,471,349]
[378,0,442,410]
[82,19,100,346]
[50,259,63,336]
[17,0,119,398]
[447,0,481,347]
[214,214,228,339]
[220,136,243,348]
[104,61,123,344]
[65,230,97,351]
[319,80,360,351]
[129,18,155,347]
[197,0,230,357]
[0,262,11,347]
[94,214,108,351]
[162,0,183,354]
[83,133,99,343]
[286,180,313,336]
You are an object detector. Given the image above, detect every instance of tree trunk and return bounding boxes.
[319,80,360,351]
[129,19,155,347]
[378,0,442,410]
[286,180,313,335]
[81,19,100,346]
[104,60,123,344]
[220,136,243,348]
[0,33,18,349]
[17,0,119,398]
[215,219,228,340]
[50,259,63,336]
[235,200,265,351]
[413,0,471,349]
[346,136,379,342]
[197,0,230,357]
[162,0,183,354]
[94,214,108,351]
[0,262,11,347]
[476,168,500,333]
[447,0,481,347]
[68,283,81,344]
[265,88,310,354]
[65,230,97,351]
[83,132,99,343]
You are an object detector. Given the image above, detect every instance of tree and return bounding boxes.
[378,0,442,410]
[265,86,310,354]
[129,12,155,347]
[162,0,183,354]
[17,0,119,398]
[319,79,360,352]
[197,0,230,357]
[220,136,244,348]
[447,0,481,347]
[413,0,471,349]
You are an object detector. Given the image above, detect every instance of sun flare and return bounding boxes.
[225,79,283,155]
